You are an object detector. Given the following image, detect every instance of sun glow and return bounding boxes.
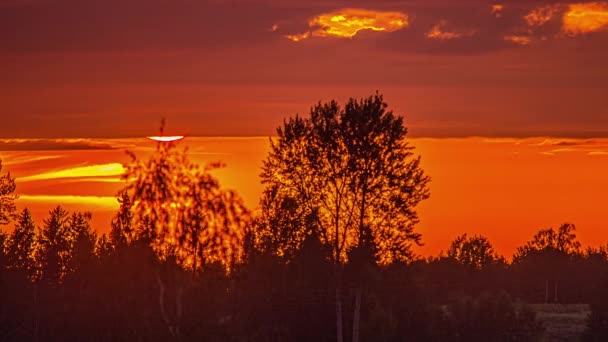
[285,8,408,41]
[147,136,185,142]
[563,2,608,34]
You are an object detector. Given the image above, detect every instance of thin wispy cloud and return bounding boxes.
[17,163,125,182]
[426,20,476,40]
[17,194,119,210]
[0,139,118,151]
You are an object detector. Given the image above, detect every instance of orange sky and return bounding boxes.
[1,137,607,257]
[1,1,608,257]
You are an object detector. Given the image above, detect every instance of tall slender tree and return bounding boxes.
[109,191,135,249]
[66,212,97,275]
[7,208,37,278]
[37,206,70,285]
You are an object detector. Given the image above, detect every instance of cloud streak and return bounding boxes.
[0,139,119,151]
[17,163,125,182]
[426,20,476,40]
[17,195,119,210]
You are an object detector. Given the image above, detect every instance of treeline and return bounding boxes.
[1,94,607,341]
[3,206,608,341]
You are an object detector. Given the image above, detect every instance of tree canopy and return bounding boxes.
[447,233,503,271]
[257,93,430,265]
[122,137,250,271]
[514,223,581,262]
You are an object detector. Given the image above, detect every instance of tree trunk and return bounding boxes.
[33,282,39,342]
[335,282,344,342]
[544,279,549,304]
[156,269,181,342]
[554,280,558,303]
[352,287,362,342]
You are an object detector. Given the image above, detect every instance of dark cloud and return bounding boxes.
[2,0,606,55]
[0,0,607,138]
[0,139,118,151]
[0,0,292,53]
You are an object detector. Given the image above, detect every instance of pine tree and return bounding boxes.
[38,206,70,285]
[7,208,37,278]
[0,160,17,226]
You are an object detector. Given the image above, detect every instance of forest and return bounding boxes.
[1,94,608,341]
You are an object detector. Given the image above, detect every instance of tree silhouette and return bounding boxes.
[122,135,250,271]
[0,230,8,270]
[258,93,430,342]
[0,160,17,226]
[513,223,582,303]
[6,208,37,279]
[109,191,135,250]
[448,234,502,271]
[65,212,97,275]
[37,206,71,285]
[514,223,581,259]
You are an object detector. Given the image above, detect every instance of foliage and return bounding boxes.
[0,160,17,226]
[0,209,606,341]
[257,93,430,265]
[511,223,584,303]
[514,223,581,262]
[448,234,504,271]
[6,208,37,278]
[37,206,97,284]
[122,139,250,271]
[109,191,135,250]
[37,206,71,285]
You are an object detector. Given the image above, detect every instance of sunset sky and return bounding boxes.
[1,0,608,256]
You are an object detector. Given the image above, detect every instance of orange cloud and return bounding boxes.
[563,2,608,34]
[504,35,533,45]
[285,8,408,41]
[492,4,504,18]
[285,31,311,42]
[426,20,475,40]
[524,5,560,28]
